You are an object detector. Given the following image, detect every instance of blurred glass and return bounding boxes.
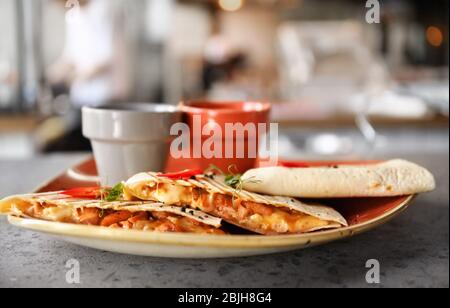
[277,20,391,157]
[277,21,389,110]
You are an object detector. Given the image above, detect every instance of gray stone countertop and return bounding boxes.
[0,152,448,288]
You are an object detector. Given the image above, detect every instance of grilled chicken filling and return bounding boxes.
[9,200,225,235]
[128,183,336,234]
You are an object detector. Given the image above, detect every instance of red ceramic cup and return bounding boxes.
[168,101,271,173]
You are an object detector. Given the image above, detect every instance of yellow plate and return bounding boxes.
[7,195,414,258]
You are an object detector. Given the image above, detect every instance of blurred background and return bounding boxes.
[0,0,448,160]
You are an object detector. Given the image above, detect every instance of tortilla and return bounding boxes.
[124,173,348,234]
[241,159,436,198]
[0,193,224,234]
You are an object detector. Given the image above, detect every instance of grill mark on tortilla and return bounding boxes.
[198,176,347,226]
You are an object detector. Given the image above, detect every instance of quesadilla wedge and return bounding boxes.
[123,172,348,235]
[0,192,225,234]
[241,159,436,198]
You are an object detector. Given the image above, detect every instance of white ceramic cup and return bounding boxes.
[82,103,181,186]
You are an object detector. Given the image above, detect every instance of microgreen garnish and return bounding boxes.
[99,187,109,201]
[222,165,262,199]
[204,164,261,197]
[204,164,225,175]
[106,183,124,202]
[225,174,242,189]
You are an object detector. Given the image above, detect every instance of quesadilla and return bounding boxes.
[241,159,436,198]
[123,172,348,235]
[0,192,225,234]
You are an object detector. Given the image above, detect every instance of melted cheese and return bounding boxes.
[154,184,192,205]
[42,206,74,222]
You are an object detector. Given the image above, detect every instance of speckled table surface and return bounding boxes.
[0,152,448,288]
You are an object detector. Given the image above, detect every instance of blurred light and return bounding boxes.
[218,0,243,12]
[307,134,353,156]
[426,26,444,47]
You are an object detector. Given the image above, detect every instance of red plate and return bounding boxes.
[35,157,413,227]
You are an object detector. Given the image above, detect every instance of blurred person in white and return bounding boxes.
[47,0,127,107]
[44,0,128,152]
